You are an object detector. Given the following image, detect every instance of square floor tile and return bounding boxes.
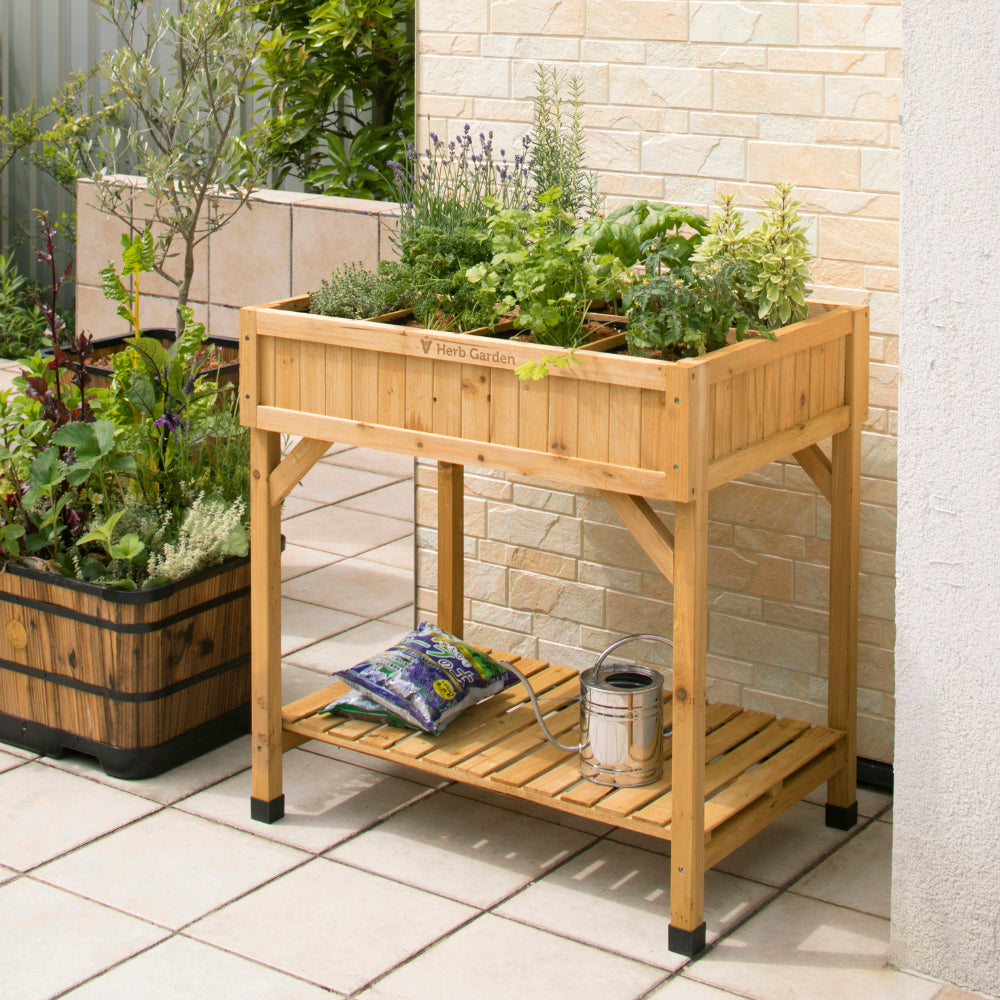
[0,864,16,885]
[711,801,855,886]
[324,447,414,478]
[62,935,334,1000]
[380,603,417,627]
[361,535,416,570]
[280,496,323,520]
[685,893,941,1000]
[497,839,774,971]
[0,879,167,1000]
[188,857,474,994]
[281,542,340,582]
[36,809,308,929]
[290,463,397,504]
[0,741,39,760]
[283,558,414,618]
[282,662,336,704]
[357,913,664,1000]
[879,806,893,823]
[45,736,252,806]
[340,480,415,520]
[0,762,159,871]
[180,748,432,853]
[646,979,746,1000]
[284,619,411,671]
[0,748,25,773]
[281,506,412,558]
[281,597,365,655]
[791,819,892,918]
[327,791,595,906]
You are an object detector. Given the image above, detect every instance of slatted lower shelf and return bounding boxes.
[282,651,847,867]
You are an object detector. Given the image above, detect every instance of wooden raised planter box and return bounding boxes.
[0,557,252,778]
[240,293,868,958]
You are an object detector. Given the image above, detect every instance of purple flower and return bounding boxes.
[154,412,185,435]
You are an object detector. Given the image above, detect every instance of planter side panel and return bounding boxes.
[0,565,251,749]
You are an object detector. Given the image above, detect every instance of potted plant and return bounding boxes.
[0,220,253,778]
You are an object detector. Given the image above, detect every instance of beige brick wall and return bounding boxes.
[415,0,900,762]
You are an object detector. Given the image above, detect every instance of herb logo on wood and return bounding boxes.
[420,337,433,355]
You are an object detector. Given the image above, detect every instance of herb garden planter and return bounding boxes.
[0,555,252,778]
[240,292,868,958]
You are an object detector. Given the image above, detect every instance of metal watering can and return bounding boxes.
[505,634,672,788]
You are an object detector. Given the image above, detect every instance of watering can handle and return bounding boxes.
[504,660,583,754]
[593,633,673,681]
[504,634,673,754]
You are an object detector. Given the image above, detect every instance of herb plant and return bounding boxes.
[529,66,599,218]
[623,261,752,358]
[468,188,628,349]
[310,261,409,320]
[692,183,812,330]
[584,201,708,269]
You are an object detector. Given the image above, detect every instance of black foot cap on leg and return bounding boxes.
[251,795,285,824]
[669,922,707,957]
[825,801,858,830]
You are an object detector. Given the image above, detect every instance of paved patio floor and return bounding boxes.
[0,374,980,1000]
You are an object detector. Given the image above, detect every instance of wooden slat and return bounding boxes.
[404,356,434,431]
[491,741,575,789]
[378,353,407,427]
[273,338,301,411]
[704,727,845,831]
[433,362,463,437]
[254,406,672,500]
[547,376,579,456]
[461,365,491,442]
[255,304,673,390]
[639,388,665,470]
[351,349,378,423]
[761,359,782,439]
[517,377,549,453]
[490,368,520,446]
[299,341,326,415]
[730,372,749,453]
[809,344,826,419]
[703,717,810,802]
[607,384,643,469]
[577,381,610,462]
[711,379,732,461]
[326,345,353,418]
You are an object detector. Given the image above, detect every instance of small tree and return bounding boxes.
[88,0,272,336]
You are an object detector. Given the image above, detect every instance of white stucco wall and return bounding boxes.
[892,2,1000,992]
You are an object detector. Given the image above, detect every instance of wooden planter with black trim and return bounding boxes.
[0,556,251,778]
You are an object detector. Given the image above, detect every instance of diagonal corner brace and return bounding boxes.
[601,492,675,583]
[268,437,331,506]
[793,445,833,503]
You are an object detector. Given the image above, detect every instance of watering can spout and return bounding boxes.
[505,634,673,787]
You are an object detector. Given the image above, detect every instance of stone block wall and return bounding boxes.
[415,1,900,762]
[75,178,399,340]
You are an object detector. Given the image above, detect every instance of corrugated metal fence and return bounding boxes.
[0,0,144,278]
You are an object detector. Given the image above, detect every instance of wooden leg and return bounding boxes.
[437,462,464,638]
[250,428,284,823]
[826,307,867,830]
[669,494,708,956]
